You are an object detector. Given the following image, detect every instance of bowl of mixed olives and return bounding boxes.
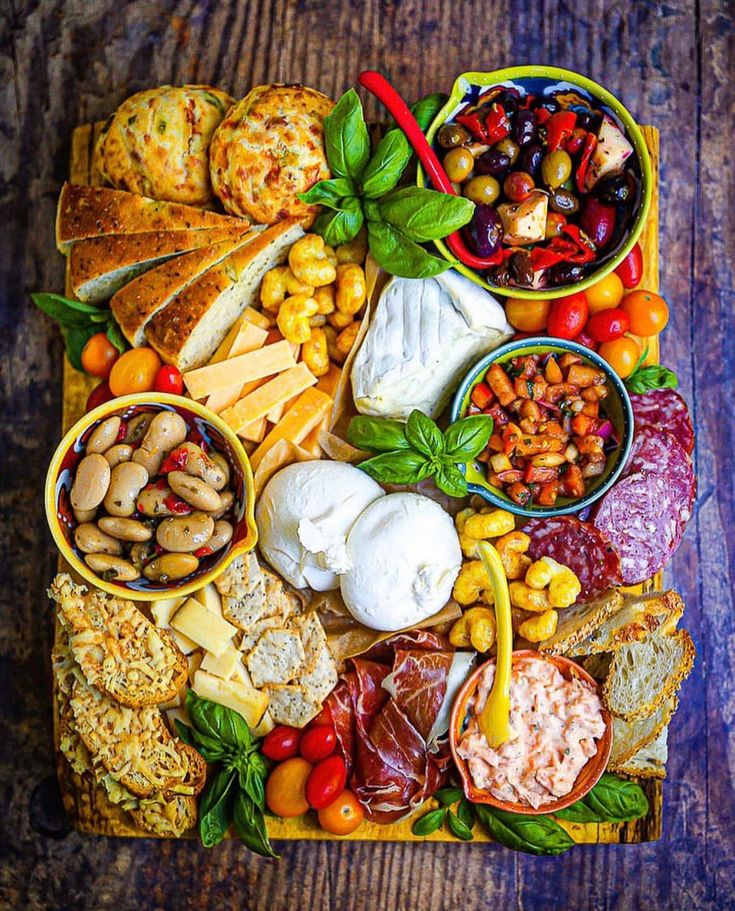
[419,66,652,297]
[45,393,258,600]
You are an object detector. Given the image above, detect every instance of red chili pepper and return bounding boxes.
[164,494,193,515]
[160,447,189,475]
[187,430,208,452]
[194,545,214,558]
[576,133,598,192]
[545,111,577,151]
[534,107,552,125]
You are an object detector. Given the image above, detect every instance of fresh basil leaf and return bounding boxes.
[625,364,679,394]
[457,797,476,831]
[447,809,474,841]
[433,786,463,807]
[406,410,445,458]
[240,764,266,811]
[298,177,356,209]
[358,449,433,485]
[199,768,237,848]
[233,789,278,858]
[188,729,231,764]
[411,807,446,836]
[313,198,364,247]
[475,805,575,856]
[378,187,474,242]
[105,320,127,354]
[186,690,251,750]
[247,751,268,780]
[33,293,98,329]
[443,415,494,461]
[360,129,413,198]
[33,292,102,316]
[555,774,649,823]
[433,462,468,498]
[366,220,450,279]
[324,89,371,180]
[347,415,411,453]
[174,720,196,747]
[410,92,448,131]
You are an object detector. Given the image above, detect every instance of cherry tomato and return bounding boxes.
[81,332,119,379]
[154,364,184,395]
[108,347,162,397]
[546,292,589,339]
[584,272,625,314]
[615,242,643,288]
[309,706,333,728]
[317,790,364,836]
[505,297,550,333]
[305,755,348,810]
[599,337,641,378]
[503,171,535,202]
[262,725,301,762]
[573,329,599,352]
[265,757,312,818]
[581,198,616,248]
[586,308,630,343]
[300,725,336,763]
[85,380,114,413]
[620,290,670,336]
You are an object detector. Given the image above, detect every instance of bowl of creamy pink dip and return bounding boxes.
[450,650,612,814]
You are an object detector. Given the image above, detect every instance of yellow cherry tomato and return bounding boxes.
[584,272,625,314]
[599,336,641,378]
[505,297,551,333]
[265,757,312,818]
[620,290,670,336]
[108,347,162,397]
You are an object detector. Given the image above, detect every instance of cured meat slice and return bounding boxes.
[384,649,453,740]
[523,515,622,598]
[626,424,695,525]
[630,389,694,455]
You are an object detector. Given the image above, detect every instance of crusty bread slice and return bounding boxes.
[608,698,677,768]
[49,573,187,708]
[111,231,259,346]
[56,183,245,253]
[145,219,304,370]
[69,225,250,303]
[615,727,668,779]
[539,589,624,656]
[603,629,695,721]
[567,590,684,657]
[130,792,198,837]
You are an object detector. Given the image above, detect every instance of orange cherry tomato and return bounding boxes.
[317,790,364,836]
[584,272,625,314]
[504,297,551,333]
[108,347,162,397]
[620,290,670,337]
[598,337,641,378]
[265,757,312,818]
[81,332,119,379]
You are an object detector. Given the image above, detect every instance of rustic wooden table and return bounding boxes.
[1,1,733,909]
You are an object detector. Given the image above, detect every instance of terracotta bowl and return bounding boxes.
[45,392,258,601]
[449,649,613,815]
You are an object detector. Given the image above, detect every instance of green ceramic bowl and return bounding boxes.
[450,338,634,517]
[418,66,653,299]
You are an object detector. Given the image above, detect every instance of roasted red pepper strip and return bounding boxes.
[455,110,487,141]
[160,447,189,475]
[576,132,598,192]
[535,107,552,125]
[545,111,577,151]
[456,103,510,144]
[530,247,567,271]
[558,224,597,263]
[194,545,214,558]
[164,494,193,515]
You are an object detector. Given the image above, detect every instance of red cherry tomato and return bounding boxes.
[309,706,333,728]
[573,329,599,352]
[154,364,184,395]
[546,292,589,340]
[615,242,643,288]
[262,725,301,762]
[305,755,348,810]
[586,308,630,343]
[85,381,114,413]
[300,725,336,763]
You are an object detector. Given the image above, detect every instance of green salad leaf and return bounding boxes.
[411,807,446,836]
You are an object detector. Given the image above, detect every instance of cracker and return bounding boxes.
[246,628,306,687]
[300,643,338,704]
[265,683,322,727]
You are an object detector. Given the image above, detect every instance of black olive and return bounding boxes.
[518,142,543,179]
[598,171,637,205]
[576,109,602,132]
[549,188,580,215]
[475,149,512,177]
[494,90,519,117]
[513,110,536,146]
[531,97,560,115]
[549,262,585,285]
[464,205,503,258]
[490,265,513,287]
[510,251,534,286]
[437,123,471,150]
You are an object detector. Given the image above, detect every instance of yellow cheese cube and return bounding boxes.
[192,670,269,728]
[206,321,269,412]
[252,710,275,738]
[242,307,272,330]
[170,628,198,655]
[171,598,237,656]
[194,582,223,617]
[238,417,268,443]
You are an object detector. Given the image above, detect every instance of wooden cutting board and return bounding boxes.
[54,123,663,844]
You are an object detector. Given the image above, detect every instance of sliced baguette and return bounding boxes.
[111,231,259,346]
[69,225,250,303]
[145,219,304,371]
[567,590,684,657]
[608,698,677,768]
[615,727,668,779]
[603,628,695,721]
[538,588,624,655]
[56,183,245,253]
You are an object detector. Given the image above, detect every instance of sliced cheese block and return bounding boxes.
[242,307,272,330]
[194,582,223,617]
[300,413,329,458]
[250,388,333,471]
[187,651,204,683]
[205,322,269,413]
[170,628,199,656]
[170,597,237,656]
[150,596,186,628]
[252,710,275,738]
[316,363,342,398]
[238,418,268,443]
[192,669,269,728]
[221,363,317,433]
[201,645,243,680]
[183,339,296,400]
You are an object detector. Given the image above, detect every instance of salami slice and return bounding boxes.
[630,389,694,455]
[523,516,622,598]
[626,424,696,525]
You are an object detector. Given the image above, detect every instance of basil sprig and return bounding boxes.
[31,292,127,372]
[411,788,476,841]
[475,805,575,856]
[347,410,493,498]
[553,773,649,823]
[176,690,277,857]
[300,88,474,278]
[623,345,678,394]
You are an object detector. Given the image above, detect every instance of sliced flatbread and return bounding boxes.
[215,551,268,629]
[608,698,678,768]
[246,628,306,687]
[538,589,624,656]
[615,727,668,780]
[265,683,322,727]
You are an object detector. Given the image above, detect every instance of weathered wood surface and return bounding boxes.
[0,1,732,909]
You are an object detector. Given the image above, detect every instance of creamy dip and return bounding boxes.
[458,655,605,809]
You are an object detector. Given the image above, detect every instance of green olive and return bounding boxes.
[463,175,501,205]
[443,147,474,183]
[541,150,573,189]
[437,123,471,149]
[495,137,520,165]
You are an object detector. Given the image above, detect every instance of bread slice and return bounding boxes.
[145,219,304,370]
[566,590,684,657]
[111,231,260,346]
[608,698,677,768]
[615,727,668,779]
[538,589,624,656]
[56,183,246,252]
[69,225,250,303]
[130,792,198,837]
[603,629,695,721]
[49,573,187,708]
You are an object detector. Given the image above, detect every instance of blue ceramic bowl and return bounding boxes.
[450,338,634,517]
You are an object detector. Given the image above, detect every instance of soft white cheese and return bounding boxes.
[256,461,385,591]
[350,270,512,420]
[586,115,634,189]
[498,190,549,246]
[340,492,462,631]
